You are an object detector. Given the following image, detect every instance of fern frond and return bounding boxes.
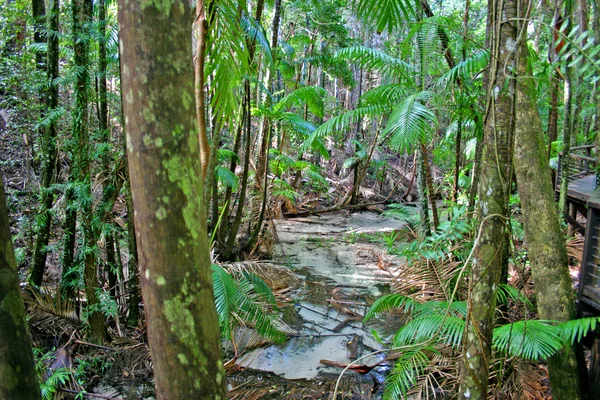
[336,46,413,80]
[364,294,418,323]
[393,314,464,348]
[493,320,563,360]
[557,317,600,345]
[384,91,437,151]
[274,86,327,118]
[383,345,437,400]
[355,0,416,34]
[435,51,490,88]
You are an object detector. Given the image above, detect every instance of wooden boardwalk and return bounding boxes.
[563,174,597,205]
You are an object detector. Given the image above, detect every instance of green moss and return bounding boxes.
[156,275,166,286]
[0,362,18,390]
[140,0,174,16]
[156,207,167,220]
[177,353,189,365]
[162,153,201,240]
[182,90,193,111]
[0,291,24,326]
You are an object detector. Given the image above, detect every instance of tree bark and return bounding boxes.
[31,0,46,69]
[30,0,60,287]
[118,0,227,397]
[459,0,513,398]
[195,0,210,181]
[512,5,584,396]
[559,0,575,216]
[0,175,41,400]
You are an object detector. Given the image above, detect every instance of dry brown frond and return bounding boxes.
[24,288,81,338]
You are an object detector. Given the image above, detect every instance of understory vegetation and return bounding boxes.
[2,0,600,399]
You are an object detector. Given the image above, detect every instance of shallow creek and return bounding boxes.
[234,211,408,398]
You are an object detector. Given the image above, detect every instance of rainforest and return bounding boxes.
[1,0,600,399]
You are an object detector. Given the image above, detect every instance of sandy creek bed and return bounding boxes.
[233,211,408,398]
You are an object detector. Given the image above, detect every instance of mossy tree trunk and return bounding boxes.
[558,0,575,216]
[118,0,227,397]
[30,0,59,287]
[0,175,41,400]
[458,0,514,398]
[71,0,108,343]
[512,3,584,398]
[31,0,45,70]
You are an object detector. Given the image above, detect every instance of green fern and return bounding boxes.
[215,165,239,190]
[354,0,417,34]
[336,46,413,80]
[384,91,438,151]
[212,264,289,344]
[383,345,438,400]
[364,294,419,323]
[492,320,563,361]
[393,314,465,348]
[557,317,600,345]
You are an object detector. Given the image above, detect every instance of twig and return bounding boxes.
[59,388,123,400]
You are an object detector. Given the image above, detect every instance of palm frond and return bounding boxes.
[274,86,327,118]
[211,264,292,343]
[354,0,417,34]
[364,293,418,323]
[303,104,389,152]
[383,345,438,400]
[215,165,239,190]
[492,320,563,361]
[206,0,248,125]
[240,14,273,67]
[557,317,600,345]
[335,46,413,81]
[359,84,406,107]
[496,284,533,309]
[435,51,490,88]
[393,314,464,348]
[384,91,437,151]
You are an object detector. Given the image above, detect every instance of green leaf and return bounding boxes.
[384,91,437,151]
[215,166,239,190]
[492,320,563,360]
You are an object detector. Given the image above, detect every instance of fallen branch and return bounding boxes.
[319,359,383,374]
[60,389,123,400]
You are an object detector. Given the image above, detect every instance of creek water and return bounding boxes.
[236,211,409,398]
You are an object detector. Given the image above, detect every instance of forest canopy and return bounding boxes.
[1,0,600,399]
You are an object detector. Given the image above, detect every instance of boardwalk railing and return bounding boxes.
[580,188,600,311]
[556,145,597,189]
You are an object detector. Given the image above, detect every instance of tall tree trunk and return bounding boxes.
[125,181,140,327]
[196,0,210,181]
[422,143,439,230]
[30,0,60,287]
[246,0,283,252]
[513,6,584,397]
[31,0,46,69]
[417,147,431,236]
[72,0,107,343]
[0,175,41,400]
[118,1,227,397]
[559,0,575,216]
[459,0,513,397]
[467,130,483,213]
[453,119,462,203]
